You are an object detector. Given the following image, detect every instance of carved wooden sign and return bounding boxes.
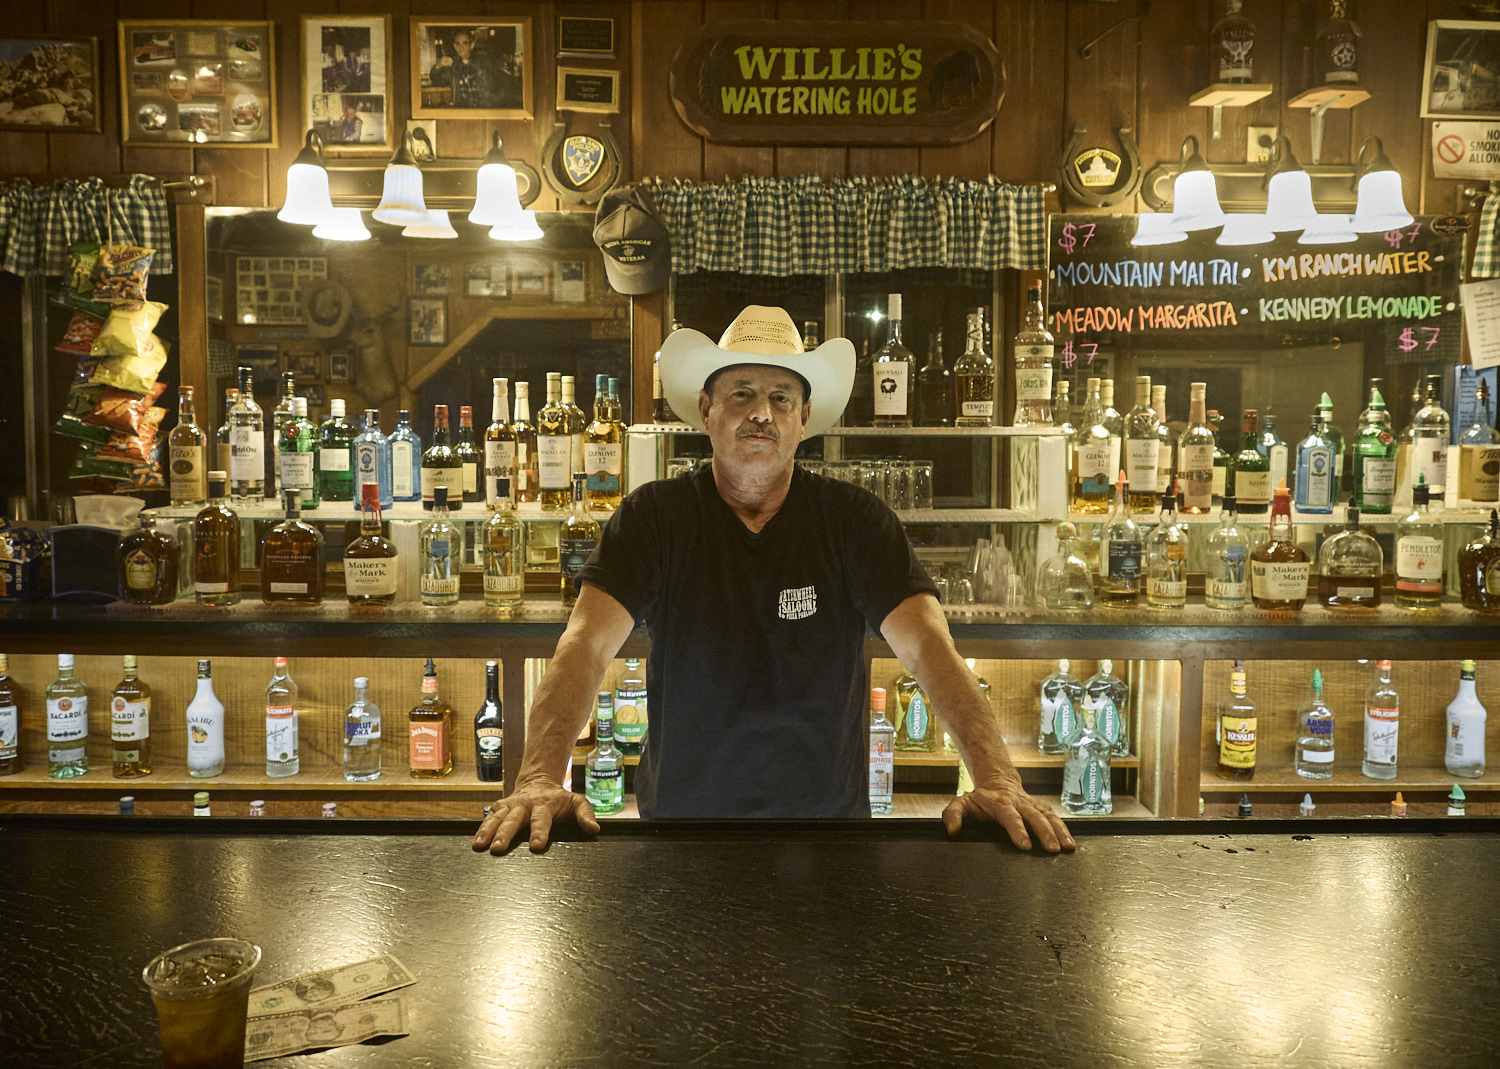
[670,20,1005,145]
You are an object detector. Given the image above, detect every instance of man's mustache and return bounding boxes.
[738,425,778,440]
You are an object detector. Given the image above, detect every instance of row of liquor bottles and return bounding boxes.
[1208,658,1488,781]
[1038,474,1500,613]
[164,370,629,516]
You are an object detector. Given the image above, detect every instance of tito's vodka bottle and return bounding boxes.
[1012,281,1053,427]
[872,294,914,427]
[169,386,208,505]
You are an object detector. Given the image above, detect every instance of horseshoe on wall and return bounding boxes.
[540,118,622,205]
[1061,125,1143,209]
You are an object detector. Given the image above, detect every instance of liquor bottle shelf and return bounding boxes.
[628,424,1065,437]
[149,500,595,524]
[1066,502,1500,528]
[569,746,1141,770]
[0,766,509,792]
[1200,766,1498,792]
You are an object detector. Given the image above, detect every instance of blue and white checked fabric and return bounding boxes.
[1472,194,1500,279]
[0,175,173,278]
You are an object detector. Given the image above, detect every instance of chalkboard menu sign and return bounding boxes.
[1046,215,1465,367]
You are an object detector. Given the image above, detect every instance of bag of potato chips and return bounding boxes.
[93,244,155,304]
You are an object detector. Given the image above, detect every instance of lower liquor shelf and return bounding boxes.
[570,746,1142,769]
[0,766,508,792]
[1200,765,1498,792]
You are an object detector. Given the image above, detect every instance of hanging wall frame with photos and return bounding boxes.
[0,36,102,133]
[411,17,532,120]
[301,15,392,153]
[1423,21,1500,120]
[118,20,276,145]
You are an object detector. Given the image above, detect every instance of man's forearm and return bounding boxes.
[515,630,609,787]
[915,645,1019,789]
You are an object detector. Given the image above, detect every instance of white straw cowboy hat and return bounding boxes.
[658,305,855,439]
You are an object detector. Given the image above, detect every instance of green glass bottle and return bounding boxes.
[1353,388,1397,515]
[1231,409,1271,514]
[316,398,356,503]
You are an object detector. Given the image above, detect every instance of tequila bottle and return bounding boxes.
[265,656,299,778]
[1099,470,1142,605]
[1212,0,1255,83]
[1205,495,1250,611]
[1178,382,1216,514]
[953,311,994,427]
[614,657,648,756]
[215,387,238,476]
[1295,669,1335,779]
[1393,477,1443,611]
[261,491,326,605]
[1215,660,1256,780]
[389,408,422,502]
[1353,388,1396,514]
[537,373,571,511]
[1459,509,1500,612]
[585,373,625,512]
[1459,378,1500,502]
[409,657,453,778]
[227,367,264,504]
[873,294,914,427]
[894,669,936,752]
[421,404,463,512]
[47,654,88,778]
[455,405,484,504]
[185,658,224,778]
[584,691,624,815]
[168,385,208,505]
[484,378,517,510]
[1250,482,1309,611]
[1012,280,1054,427]
[1123,376,1160,513]
[1445,660,1487,779]
[1153,384,1174,492]
[193,472,241,606]
[279,398,319,509]
[475,660,504,783]
[343,675,382,782]
[1036,522,1094,610]
[1317,502,1382,610]
[1072,377,1113,513]
[1412,374,1451,509]
[869,687,894,815]
[344,483,398,608]
[110,654,151,778]
[560,472,600,608]
[1259,411,1290,496]
[1039,658,1083,754]
[419,487,461,607]
[1362,659,1399,780]
[1085,659,1130,757]
[482,476,526,614]
[1232,410,1271,514]
[1061,702,1112,816]
[316,398,356,503]
[915,328,952,428]
[0,654,21,776]
[1145,489,1189,610]
[512,381,539,504]
[353,407,393,509]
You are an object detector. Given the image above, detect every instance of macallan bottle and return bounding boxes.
[537,373,571,512]
[409,656,454,779]
[1250,482,1310,611]
[1178,382,1216,514]
[484,378,517,511]
[561,375,588,485]
[168,386,208,505]
[1216,660,1256,780]
[111,654,151,778]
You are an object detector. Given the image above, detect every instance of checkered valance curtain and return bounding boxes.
[0,175,174,278]
[1472,195,1500,279]
[647,174,1048,276]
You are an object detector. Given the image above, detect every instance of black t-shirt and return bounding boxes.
[577,464,937,818]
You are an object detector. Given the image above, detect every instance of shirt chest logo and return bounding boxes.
[777,585,817,621]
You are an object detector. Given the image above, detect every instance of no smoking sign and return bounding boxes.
[1432,121,1500,179]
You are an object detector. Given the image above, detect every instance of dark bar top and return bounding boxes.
[2,816,1497,1067]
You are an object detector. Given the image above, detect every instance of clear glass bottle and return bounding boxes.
[0,654,21,776]
[869,687,894,816]
[1362,659,1399,780]
[1071,376,1113,514]
[1394,377,1423,508]
[1259,411,1290,495]
[1036,522,1094,610]
[227,367,264,504]
[419,486,461,607]
[1145,489,1189,610]
[193,472,241,606]
[1294,409,1336,514]
[1205,495,1250,611]
[475,660,504,783]
[185,658,224,779]
[1412,373,1451,509]
[260,491,326,605]
[1085,659,1130,757]
[1459,378,1500,503]
[537,372,571,511]
[1215,659,1256,780]
[1213,0,1255,83]
[353,407,393,509]
[1039,658,1083,754]
[421,404,463,512]
[1178,382,1216,514]
[1101,378,1124,484]
[562,375,588,487]
[344,482,398,608]
[389,408,422,502]
[952,310,994,427]
[1459,508,1500,612]
[46,653,88,778]
[1317,393,1345,488]
[343,675,382,782]
[614,657,648,756]
[456,405,484,505]
[168,385,208,505]
[316,398,356,503]
[585,373,625,513]
[560,472,600,608]
[215,386,238,477]
[484,378,517,511]
[482,476,526,614]
[1099,470,1142,605]
[1233,409,1271,514]
[1317,501,1382,611]
[109,655,151,779]
[894,669,936,752]
[279,397,319,509]
[1012,280,1054,427]
[409,657,453,779]
[1209,409,1231,503]
[1353,387,1396,514]
[1061,701,1112,816]
[270,371,296,497]
[915,328,952,428]
[1056,379,1077,468]
[1123,375,1160,514]
[1250,482,1309,611]
[873,293,914,428]
[512,381,539,505]
[1294,669,1335,779]
[265,656,299,778]
[1318,0,1360,85]
[1446,660,1487,779]
[1152,384,1173,492]
[584,690,624,815]
[1394,477,1443,611]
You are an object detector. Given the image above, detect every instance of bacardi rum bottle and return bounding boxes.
[47,654,88,778]
[110,655,151,778]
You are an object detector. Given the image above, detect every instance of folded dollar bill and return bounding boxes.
[248,954,416,1017]
[245,994,410,1062]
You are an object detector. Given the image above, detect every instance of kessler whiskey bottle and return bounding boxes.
[1250,482,1310,611]
[1216,660,1256,780]
[261,491,326,604]
[409,657,454,779]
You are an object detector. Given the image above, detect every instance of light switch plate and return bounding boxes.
[1247,125,1277,163]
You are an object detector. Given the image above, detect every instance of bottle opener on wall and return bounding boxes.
[1061,126,1143,208]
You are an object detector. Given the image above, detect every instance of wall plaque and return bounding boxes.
[669,20,1005,145]
[558,67,619,113]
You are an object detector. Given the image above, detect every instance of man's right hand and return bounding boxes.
[435,56,453,68]
[471,781,599,856]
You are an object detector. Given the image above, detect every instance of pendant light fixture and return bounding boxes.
[372,130,427,227]
[312,207,371,242]
[277,130,334,226]
[1263,137,1321,233]
[470,132,531,227]
[1168,136,1226,232]
[1215,213,1276,247]
[1130,213,1188,247]
[402,209,459,239]
[1349,136,1414,234]
[489,215,545,242]
[1298,213,1357,245]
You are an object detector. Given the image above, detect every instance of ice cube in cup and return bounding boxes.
[142,937,261,1069]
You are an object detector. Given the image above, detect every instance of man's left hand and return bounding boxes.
[943,785,1077,853]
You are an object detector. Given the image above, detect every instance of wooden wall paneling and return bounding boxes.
[184,0,270,207]
[917,0,994,181]
[175,203,209,407]
[1135,0,1209,193]
[771,0,847,180]
[519,0,560,212]
[845,0,922,179]
[1061,0,1140,215]
[631,0,703,180]
[42,0,124,179]
[700,0,777,182]
[1234,0,1285,164]
[263,0,327,211]
[556,0,636,188]
[1281,0,1352,162]
[990,0,1066,185]
[1350,0,1424,222]
[0,5,52,177]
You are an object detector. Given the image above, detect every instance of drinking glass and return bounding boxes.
[142,937,261,1069]
[912,461,934,510]
[888,462,914,510]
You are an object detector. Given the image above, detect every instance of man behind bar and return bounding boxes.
[473,306,1074,856]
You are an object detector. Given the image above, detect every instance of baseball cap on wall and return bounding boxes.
[593,185,671,295]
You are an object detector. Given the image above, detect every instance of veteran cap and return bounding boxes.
[593,185,671,295]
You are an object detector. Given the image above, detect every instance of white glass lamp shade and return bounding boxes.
[1169,169,1226,231]
[470,162,525,227]
[1350,169,1414,234]
[372,164,427,226]
[1130,214,1188,247]
[1216,213,1276,247]
[489,212,544,242]
[312,207,371,242]
[1298,213,1356,245]
[278,161,333,226]
[1264,169,1321,233]
[402,209,459,239]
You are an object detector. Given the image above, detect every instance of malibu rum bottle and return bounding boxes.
[952,312,994,427]
[1250,482,1310,611]
[1216,660,1256,780]
[168,385,207,505]
[872,294,914,427]
[111,654,151,778]
[409,657,453,778]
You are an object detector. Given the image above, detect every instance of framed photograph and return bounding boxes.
[467,263,509,297]
[119,21,276,145]
[556,67,618,114]
[236,345,281,392]
[514,266,549,295]
[408,296,447,346]
[1424,21,1500,119]
[0,37,101,132]
[414,263,452,295]
[302,15,392,154]
[205,276,223,322]
[328,351,353,383]
[554,260,586,303]
[303,383,326,409]
[235,256,325,325]
[286,351,320,382]
[557,16,615,59]
[411,17,532,120]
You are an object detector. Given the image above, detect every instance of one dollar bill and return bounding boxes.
[244,994,410,1062]
[248,954,416,1017]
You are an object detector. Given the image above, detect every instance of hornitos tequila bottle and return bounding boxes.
[952,310,994,427]
[1145,488,1189,609]
[1123,376,1160,513]
[869,687,895,816]
[1294,669,1335,779]
[1039,658,1083,754]
[1085,659,1130,757]
[1099,470,1142,605]
[1204,495,1250,611]
[584,691,624,815]
[1446,660,1487,778]
[1362,659,1399,780]
[1215,659,1256,780]
[343,675,382,782]
[47,654,88,778]
[1178,382,1216,514]
[1061,700,1112,816]
[1012,280,1053,427]
[1072,377,1113,513]
[482,476,526,614]
[895,668,936,752]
